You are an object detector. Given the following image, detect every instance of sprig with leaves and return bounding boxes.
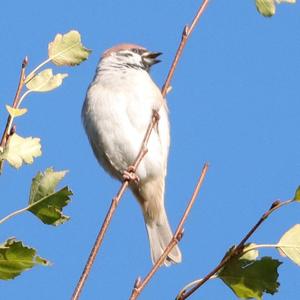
[176,188,300,300]
[0,30,91,280]
[0,30,91,172]
[0,168,72,226]
[0,168,72,279]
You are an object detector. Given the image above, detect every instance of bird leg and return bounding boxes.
[122,165,140,184]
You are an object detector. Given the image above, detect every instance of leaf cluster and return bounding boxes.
[0,30,91,280]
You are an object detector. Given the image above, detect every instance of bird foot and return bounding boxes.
[123,166,140,184]
[152,109,160,121]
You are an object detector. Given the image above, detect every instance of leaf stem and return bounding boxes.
[243,243,279,252]
[176,198,294,299]
[25,57,52,84]
[17,90,32,107]
[0,186,68,225]
[177,275,218,299]
[0,206,29,225]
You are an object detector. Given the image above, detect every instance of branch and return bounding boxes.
[71,1,210,299]
[0,57,28,172]
[129,163,209,300]
[161,0,210,97]
[176,198,294,300]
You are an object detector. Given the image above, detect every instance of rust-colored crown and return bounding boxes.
[102,43,146,58]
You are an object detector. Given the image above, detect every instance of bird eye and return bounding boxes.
[131,48,145,55]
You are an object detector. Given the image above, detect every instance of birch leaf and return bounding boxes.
[28,168,72,226]
[256,0,296,17]
[6,105,27,117]
[26,69,68,92]
[48,30,91,66]
[218,256,281,299]
[0,134,41,168]
[256,0,276,16]
[277,224,300,266]
[0,238,49,280]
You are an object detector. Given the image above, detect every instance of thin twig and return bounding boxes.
[0,57,28,149]
[71,1,210,298]
[161,0,210,97]
[176,198,294,300]
[0,57,28,172]
[71,182,129,300]
[129,163,209,300]
[71,114,157,300]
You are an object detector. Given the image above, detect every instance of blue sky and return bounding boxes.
[1,1,300,299]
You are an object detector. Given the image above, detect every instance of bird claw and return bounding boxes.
[152,109,160,121]
[123,166,140,183]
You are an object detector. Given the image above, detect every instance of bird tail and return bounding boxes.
[145,209,182,266]
[132,177,182,266]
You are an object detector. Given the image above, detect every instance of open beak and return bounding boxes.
[142,51,162,66]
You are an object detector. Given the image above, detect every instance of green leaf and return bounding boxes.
[277,224,300,266]
[26,68,68,92]
[256,0,276,17]
[6,105,27,117]
[0,238,50,280]
[0,134,41,168]
[256,0,296,17]
[218,256,281,299]
[293,186,300,201]
[28,168,72,225]
[48,30,91,66]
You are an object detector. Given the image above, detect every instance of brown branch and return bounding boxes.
[71,116,157,300]
[0,57,28,148]
[71,0,210,298]
[129,163,209,300]
[176,198,294,300]
[0,57,28,172]
[161,0,210,97]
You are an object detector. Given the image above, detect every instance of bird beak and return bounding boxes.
[142,51,162,66]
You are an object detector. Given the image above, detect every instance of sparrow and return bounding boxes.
[82,43,182,266]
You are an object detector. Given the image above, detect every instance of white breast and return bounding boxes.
[82,63,170,182]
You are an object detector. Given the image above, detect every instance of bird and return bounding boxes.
[82,43,182,266]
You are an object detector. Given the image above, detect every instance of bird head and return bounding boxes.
[101,44,162,72]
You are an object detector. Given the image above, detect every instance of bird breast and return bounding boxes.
[82,68,170,182]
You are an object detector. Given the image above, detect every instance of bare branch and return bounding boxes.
[71,181,130,300]
[176,198,294,300]
[129,163,209,300]
[71,0,210,299]
[161,0,210,97]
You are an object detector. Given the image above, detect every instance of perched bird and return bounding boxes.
[82,44,181,266]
